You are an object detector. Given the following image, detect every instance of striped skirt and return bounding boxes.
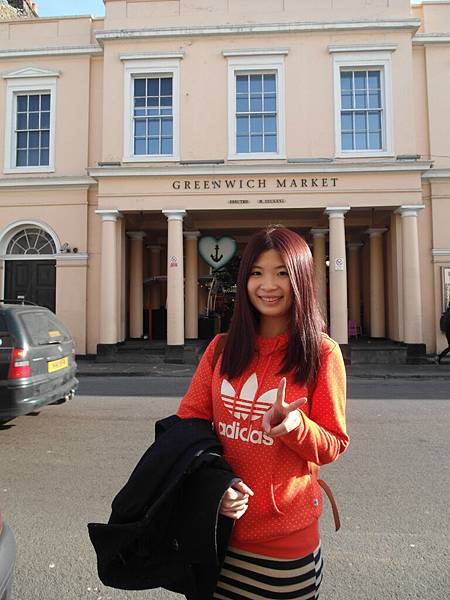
[213,544,323,600]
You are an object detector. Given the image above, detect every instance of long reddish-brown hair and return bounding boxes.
[221,226,325,385]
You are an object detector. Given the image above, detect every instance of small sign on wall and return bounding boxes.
[442,267,450,310]
[334,257,345,271]
[169,256,178,268]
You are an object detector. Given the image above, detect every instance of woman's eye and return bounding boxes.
[278,271,288,277]
[250,271,261,276]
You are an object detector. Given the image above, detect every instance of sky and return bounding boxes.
[36,0,422,18]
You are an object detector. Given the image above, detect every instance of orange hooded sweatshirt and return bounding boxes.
[177,331,349,558]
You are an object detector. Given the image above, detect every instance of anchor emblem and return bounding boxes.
[210,245,223,264]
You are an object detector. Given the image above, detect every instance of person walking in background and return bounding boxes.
[438,303,450,363]
[177,225,349,599]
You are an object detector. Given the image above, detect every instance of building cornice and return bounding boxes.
[0,45,103,58]
[413,33,450,45]
[0,176,97,189]
[95,18,421,42]
[88,160,433,178]
[422,169,450,180]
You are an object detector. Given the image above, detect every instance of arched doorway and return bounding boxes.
[3,226,57,311]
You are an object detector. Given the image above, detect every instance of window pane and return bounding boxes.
[236,76,248,94]
[236,97,248,113]
[134,138,146,155]
[134,79,146,96]
[29,131,39,148]
[134,97,145,108]
[161,138,172,155]
[41,131,49,148]
[146,97,158,107]
[355,92,366,109]
[264,95,276,112]
[355,132,367,150]
[160,108,172,116]
[264,115,276,134]
[341,91,353,110]
[148,120,160,136]
[40,149,49,165]
[342,132,353,150]
[251,136,263,153]
[161,96,172,107]
[341,113,353,131]
[250,115,263,134]
[237,136,249,153]
[148,138,159,155]
[368,71,381,89]
[250,75,262,93]
[265,134,277,153]
[41,94,50,111]
[135,120,146,137]
[29,113,39,129]
[354,72,367,90]
[41,112,51,129]
[17,132,27,149]
[147,79,159,96]
[250,95,262,112]
[160,78,172,96]
[161,118,172,137]
[17,113,27,129]
[368,111,381,131]
[355,112,366,132]
[369,132,382,149]
[263,74,276,93]
[29,95,39,111]
[17,95,28,111]
[340,72,353,91]
[236,116,248,135]
[28,149,39,165]
[369,91,381,108]
[16,149,27,166]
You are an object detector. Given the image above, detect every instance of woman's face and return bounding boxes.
[247,249,293,322]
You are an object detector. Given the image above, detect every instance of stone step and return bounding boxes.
[350,346,408,364]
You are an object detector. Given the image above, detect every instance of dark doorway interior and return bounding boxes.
[5,260,56,312]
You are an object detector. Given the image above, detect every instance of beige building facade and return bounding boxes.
[0,0,449,358]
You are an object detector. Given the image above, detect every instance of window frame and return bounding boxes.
[4,76,57,174]
[227,54,286,160]
[123,58,181,163]
[332,50,394,158]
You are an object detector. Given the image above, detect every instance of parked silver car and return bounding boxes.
[0,508,15,600]
[0,302,78,423]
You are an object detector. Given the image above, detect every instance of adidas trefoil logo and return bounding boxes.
[218,374,277,446]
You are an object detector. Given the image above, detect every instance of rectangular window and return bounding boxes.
[340,69,383,152]
[15,93,51,167]
[133,76,173,156]
[235,73,277,154]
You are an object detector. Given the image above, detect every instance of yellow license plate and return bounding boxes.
[48,356,69,373]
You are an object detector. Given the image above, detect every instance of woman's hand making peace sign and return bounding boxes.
[262,377,307,438]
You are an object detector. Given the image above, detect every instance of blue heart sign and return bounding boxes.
[198,236,237,269]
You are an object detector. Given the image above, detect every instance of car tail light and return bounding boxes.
[8,348,31,379]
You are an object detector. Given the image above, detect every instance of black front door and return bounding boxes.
[5,260,56,312]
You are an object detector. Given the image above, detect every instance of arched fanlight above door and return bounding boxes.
[6,227,56,256]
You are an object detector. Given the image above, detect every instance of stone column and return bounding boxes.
[311,229,328,323]
[127,231,145,339]
[148,245,162,310]
[162,209,186,346]
[366,228,387,338]
[325,207,350,344]
[96,209,120,346]
[396,205,425,344]
[347,242,362,328]
[184,231,200,340]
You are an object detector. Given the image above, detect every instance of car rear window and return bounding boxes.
[0,314,14,348]
[19,312,71,346]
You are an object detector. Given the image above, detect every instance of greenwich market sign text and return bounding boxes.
[172,176,339,191]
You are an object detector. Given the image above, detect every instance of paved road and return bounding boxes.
[78,375,450,400]
[1,388,449,600]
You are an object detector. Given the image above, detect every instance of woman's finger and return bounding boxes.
[286,397,307,412]
[267,410,302,438]
[275,377,287,410]
[233,480,254,497]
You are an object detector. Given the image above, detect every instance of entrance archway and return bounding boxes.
[1,224,58,311]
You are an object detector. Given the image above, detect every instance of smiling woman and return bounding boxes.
[37,0,105,17]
